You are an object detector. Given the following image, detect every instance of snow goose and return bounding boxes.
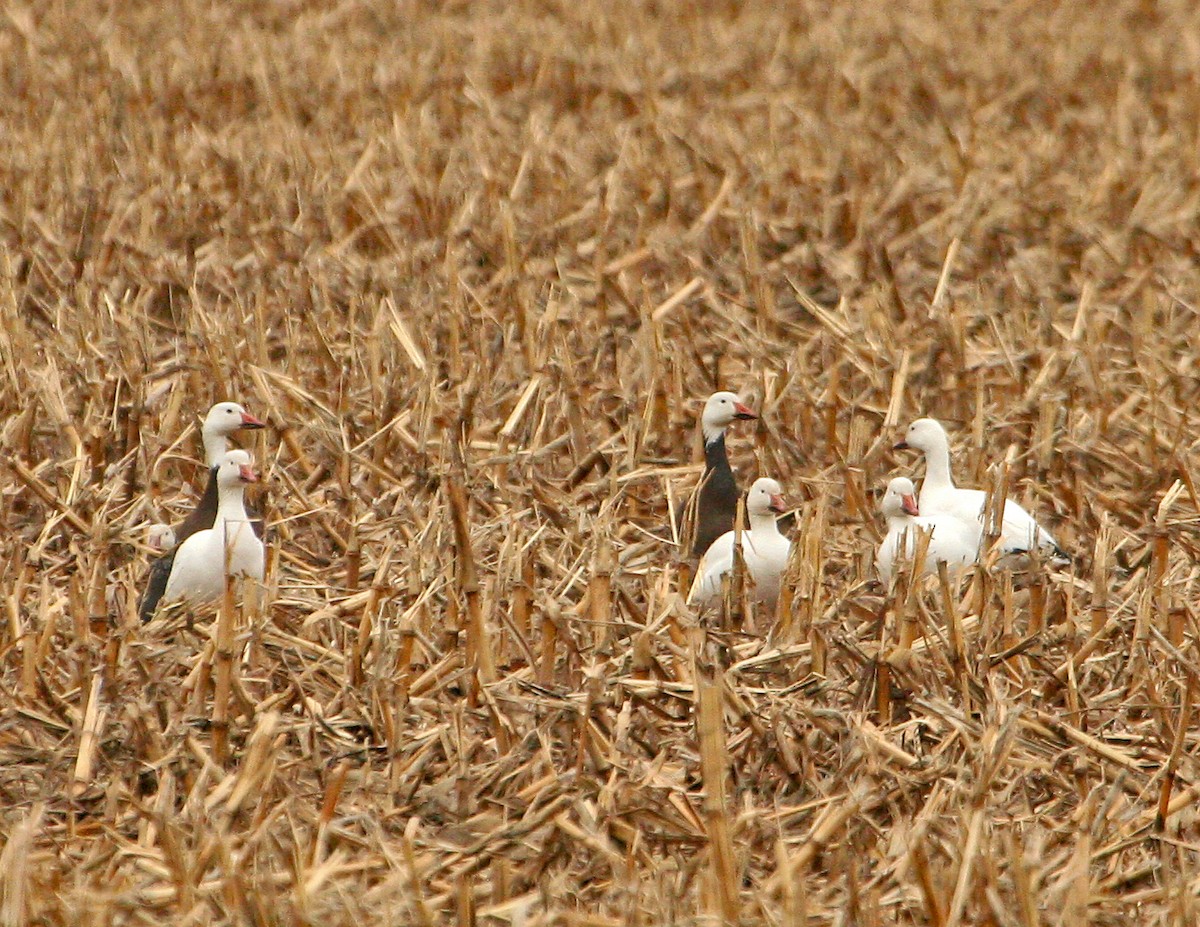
[895,417,1067,560]
[679,391,757,557]
[139,402,266,621]
[146,523,176,552]
[876,477,980,584]
[176,402,267,542]
[154,450,265,614]
[688,477,791,606]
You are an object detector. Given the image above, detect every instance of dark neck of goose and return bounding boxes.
[704,432,731,475]
[702,433,738,497]
[198,464,220,514]
[688,430,740,557]
[173,465,221,546]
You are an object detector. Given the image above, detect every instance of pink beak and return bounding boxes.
[733,402,757,421]
[238,465,259,483]
[240,412,266,429]
[769,494,787,514]
[901,494,919,517]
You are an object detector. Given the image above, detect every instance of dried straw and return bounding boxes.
[3,0,1200,923]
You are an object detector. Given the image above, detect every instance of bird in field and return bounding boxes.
[154,450,265,614]
[876,476,980,584]
[139,401,266,621]
[678,390,758,558]
[894,417,1067,562]
[689,477,791,607]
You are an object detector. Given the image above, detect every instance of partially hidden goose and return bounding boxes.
[158,450,265,611]
[688,477,791,607]
[146,523,177,552]
[679,391,757,558]
[895,417,1067,561]
[140,402,265,621]
[877,477,980,584]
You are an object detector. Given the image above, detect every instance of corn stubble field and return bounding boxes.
[4,0,1200,923]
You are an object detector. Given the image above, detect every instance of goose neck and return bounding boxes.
[748,510,781,535]
[921,440,955,491]
[204,432,230,469]
[702,425,728,452]
[215,482,249,523]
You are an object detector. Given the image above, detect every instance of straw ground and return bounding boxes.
[3,0,1200,923]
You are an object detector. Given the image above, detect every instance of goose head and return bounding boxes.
[747,477,787,516]
[701,391,756,443]
[894,417,948,454]
[204,402,266,439]
[202,402,266,466]
[216,449,259,489]
[146,523,176,551]
[881,477,921,518]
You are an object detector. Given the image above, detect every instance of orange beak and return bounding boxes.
[768,494,787,514]
[901,494,919,517]
[238,465,259,483]
[240,412,266,430]
[733,402,757,421]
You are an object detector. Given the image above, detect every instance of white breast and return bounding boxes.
[164,518,264,606]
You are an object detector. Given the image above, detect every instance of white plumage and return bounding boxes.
[161,450,265,608]
[689,477,792,607]
[896,417,1066,560]
[876,477,980,584]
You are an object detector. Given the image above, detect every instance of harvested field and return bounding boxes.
[4,0,1200,923]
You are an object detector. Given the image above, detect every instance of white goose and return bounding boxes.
[159,450,265,610]
[877,477,980,584]
[146,523,177,552]
[895,417,1067,560]
[140,402,266,621]
[688,477,791,606]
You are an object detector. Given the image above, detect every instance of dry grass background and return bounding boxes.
[3,0,1200,923]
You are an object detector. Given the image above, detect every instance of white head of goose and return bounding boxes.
[202,401,266,468]
[146,523,177,552]
[700,391,757,445]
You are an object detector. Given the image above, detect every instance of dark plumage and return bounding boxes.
[690,431,741,557]
[139,402,266,621]
[139,553,175,622]
[678,391,757,558]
